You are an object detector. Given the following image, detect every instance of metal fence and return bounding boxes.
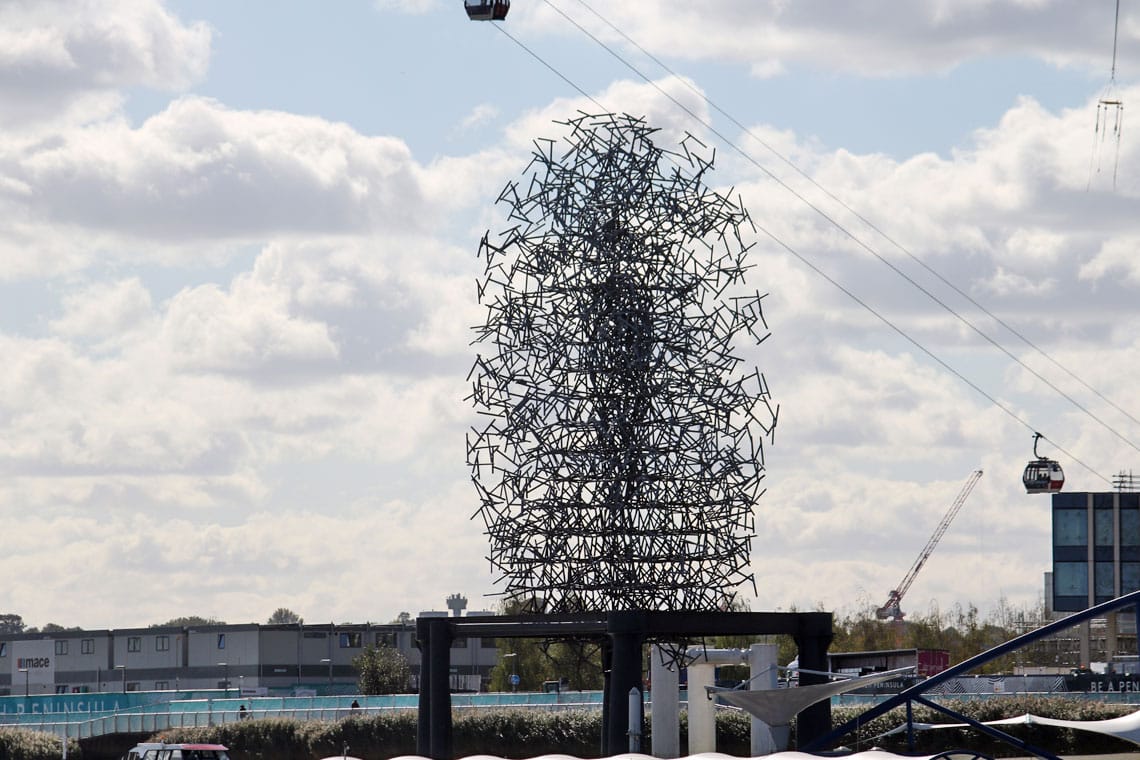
[0,693,609,740]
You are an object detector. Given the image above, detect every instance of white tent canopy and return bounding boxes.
[880,708,1140,747]
[712,668,914,727]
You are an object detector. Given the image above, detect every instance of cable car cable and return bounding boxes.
[561,0,1140,436]
[486,20,1115,488]
[536,0,1140,460]
[1111,0,1122,83]
[491,24,609,113]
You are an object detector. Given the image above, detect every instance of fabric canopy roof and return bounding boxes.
[712,668,913,727]
[881,709,1140,746]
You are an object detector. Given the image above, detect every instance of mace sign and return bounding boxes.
[11,640,54,693]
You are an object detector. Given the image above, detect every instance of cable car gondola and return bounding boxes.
[1023,432,1064,494]
[464,0,509,21]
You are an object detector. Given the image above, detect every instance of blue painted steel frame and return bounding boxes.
[802,589,1140,759]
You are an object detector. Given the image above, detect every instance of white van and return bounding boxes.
[124,743,230,760]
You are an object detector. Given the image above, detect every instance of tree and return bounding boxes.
[354,643,411,694]
[153,616,225,627]
[0,614,25,635]
[39,623,81,632]
[485,599,604,691]
[267,608,302,625]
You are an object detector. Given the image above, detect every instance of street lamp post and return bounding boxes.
[320,658,332,691]
[115,664,126,693]
[218,662,229,695]
[18,667,29,697]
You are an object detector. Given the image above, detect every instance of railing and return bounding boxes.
[0,693,609,740]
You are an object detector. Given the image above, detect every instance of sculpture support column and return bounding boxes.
[416,617,453,760]
[649,645,680,758]
[794,622,833,748]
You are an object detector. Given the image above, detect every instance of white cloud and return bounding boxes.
[0,97,463,278]
[1079,236,1140,284]
[50,277,155,341]
[0,0,210,127]
[535,2,1138,78]
[163,281,340,375]
[458,103,501,131]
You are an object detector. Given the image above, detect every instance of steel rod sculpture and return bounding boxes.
[467,112,777,613]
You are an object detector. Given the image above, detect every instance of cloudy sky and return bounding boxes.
[1,0,1137,632]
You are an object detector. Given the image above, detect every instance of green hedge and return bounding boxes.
[0,727,81,760]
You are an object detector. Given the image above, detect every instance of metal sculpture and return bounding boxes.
[467,112,777,613]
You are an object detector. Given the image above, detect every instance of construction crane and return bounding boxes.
[875,469,984,621]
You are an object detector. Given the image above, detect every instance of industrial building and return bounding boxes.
[1,597,499,696]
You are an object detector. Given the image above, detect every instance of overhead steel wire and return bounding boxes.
[488,20,1115,487]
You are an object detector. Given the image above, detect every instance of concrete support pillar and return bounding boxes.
[649,646,680,759]
[749,643,784,754]
[687,663,717,755]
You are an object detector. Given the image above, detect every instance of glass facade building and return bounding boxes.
[1053,491,1140,612]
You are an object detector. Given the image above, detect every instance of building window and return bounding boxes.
[81,639,94,655]
[451,637,468,649]
[55,685,68,694]
[1123,508,1140,547]
[376,633,397,648]
[127,682,139,692]
[155,681,169,690]
[1096,561,1115,599]
[127,636,141,653]
[55,640,68,656]
[1055,562,1089,597]
[217,634,225,650]
[339,632,362,648]
[1095,508,1115,547]
[156,635,169,652]
[1124,562,1140,593]
[1054,509,1088,546]
[0,642,6,657]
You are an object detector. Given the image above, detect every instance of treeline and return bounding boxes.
[0,607,306,635]
[829,597,1059,674]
